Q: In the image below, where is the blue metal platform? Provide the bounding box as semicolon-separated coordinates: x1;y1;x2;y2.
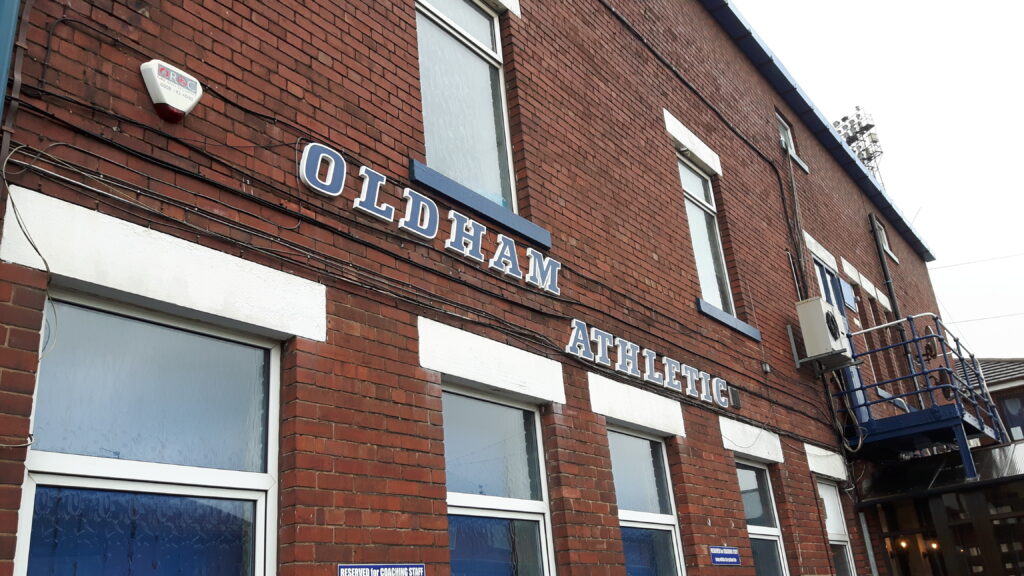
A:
834;313;1007;480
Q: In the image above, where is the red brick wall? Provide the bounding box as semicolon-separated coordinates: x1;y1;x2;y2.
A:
0;264;48;576
0;0;944;574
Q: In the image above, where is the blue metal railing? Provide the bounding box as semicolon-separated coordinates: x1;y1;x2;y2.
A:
838;313;1007;444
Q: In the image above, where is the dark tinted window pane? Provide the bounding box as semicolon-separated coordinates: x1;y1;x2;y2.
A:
443;393;540;500
608;432;671;514
738;464;776;527
28;486;255;575
34;302;269;472
750;538;785;576
999;392;1024;441
621;527;678;576
449;515;542;576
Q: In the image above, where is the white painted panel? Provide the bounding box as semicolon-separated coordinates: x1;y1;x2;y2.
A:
840;258;860;285
861;277;878;301
588;372;685;437
805;444;848;480
802;231;837;270
719;416;783;463
0;187;327;341
482;0;520;16
876;292;892;312
418;317;565;404
663;109;722;176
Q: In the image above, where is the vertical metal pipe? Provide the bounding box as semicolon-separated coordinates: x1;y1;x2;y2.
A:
0;2;21;128
869;214;924;404
858;511;880;576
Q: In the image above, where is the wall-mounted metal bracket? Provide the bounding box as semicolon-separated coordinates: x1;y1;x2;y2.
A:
787;324;859;376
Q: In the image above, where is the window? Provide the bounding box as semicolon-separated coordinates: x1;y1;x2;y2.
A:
996;390;1024;441
777;114;808;172
442;391;552;575
839;278;858;313
678;156;733;314
608;430;683;576
17;296;278;575
874;221;899;263
817;482;856;576
416;0;515;208
737;462;789;576
777;115;796;155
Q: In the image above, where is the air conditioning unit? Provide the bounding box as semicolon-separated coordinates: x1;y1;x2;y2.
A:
796;297;852;364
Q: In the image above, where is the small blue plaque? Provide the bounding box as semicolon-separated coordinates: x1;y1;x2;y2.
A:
338;565;426;576
710;546;740;565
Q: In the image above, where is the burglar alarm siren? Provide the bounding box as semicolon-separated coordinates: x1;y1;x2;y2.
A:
140;59;203;123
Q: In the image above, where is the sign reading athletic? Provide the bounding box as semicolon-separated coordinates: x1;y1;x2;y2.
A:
299;143;562;295
566;319;733;409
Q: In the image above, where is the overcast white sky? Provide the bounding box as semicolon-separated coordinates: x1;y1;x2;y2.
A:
729;0;1024;359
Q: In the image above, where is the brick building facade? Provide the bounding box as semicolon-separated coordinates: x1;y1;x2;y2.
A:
0;0;978;575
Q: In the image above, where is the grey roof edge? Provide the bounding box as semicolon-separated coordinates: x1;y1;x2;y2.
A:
698;0;935;262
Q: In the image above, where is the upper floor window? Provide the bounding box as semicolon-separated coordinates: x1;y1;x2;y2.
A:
679;156;734;314
995;389;1024;441
442;390;552;574
777;115;796;155
416;0;515;209
608;430;683;576
874;220;899;263
777;114;808;172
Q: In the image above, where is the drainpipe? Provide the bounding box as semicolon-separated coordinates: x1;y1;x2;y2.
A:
0;1;20;128
869;214;925;405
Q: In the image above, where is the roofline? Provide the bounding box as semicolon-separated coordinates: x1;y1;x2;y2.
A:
698;0;935;262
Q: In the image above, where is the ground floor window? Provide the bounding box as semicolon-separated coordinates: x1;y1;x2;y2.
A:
607;429;683;576
818;481;856;576
737;462;789;576
15;295;279;575
442;390;553;576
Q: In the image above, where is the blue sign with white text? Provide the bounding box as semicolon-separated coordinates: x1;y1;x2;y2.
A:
710;546;740;565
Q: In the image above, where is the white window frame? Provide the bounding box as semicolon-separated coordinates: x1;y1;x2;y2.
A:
415;0;518;211
678;154;735;315
817;481;857;576
14;291;280;576
608;427;686;576
875;221;899;263
443;386;556;576
777;114;809;172
737;460;790;576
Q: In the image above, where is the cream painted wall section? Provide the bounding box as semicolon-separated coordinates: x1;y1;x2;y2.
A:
588;373;685;437
719;416;784;463
804;444;848;481
0;186;327;341
418;317;565;404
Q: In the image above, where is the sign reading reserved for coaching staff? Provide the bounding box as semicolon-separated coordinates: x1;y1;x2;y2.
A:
338;565;426;576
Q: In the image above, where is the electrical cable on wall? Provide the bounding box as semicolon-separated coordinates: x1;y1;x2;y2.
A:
0;5;850;447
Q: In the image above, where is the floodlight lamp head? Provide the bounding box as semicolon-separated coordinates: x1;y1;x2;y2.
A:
140;60;203;123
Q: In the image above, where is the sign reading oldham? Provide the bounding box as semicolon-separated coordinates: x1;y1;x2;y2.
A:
338;565;426;576
710;546;740;565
